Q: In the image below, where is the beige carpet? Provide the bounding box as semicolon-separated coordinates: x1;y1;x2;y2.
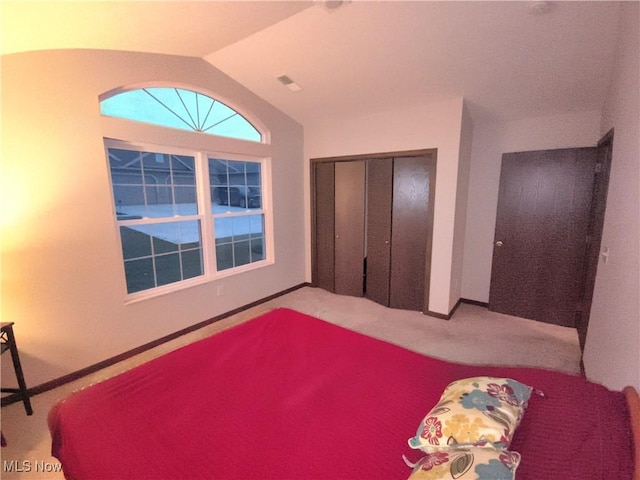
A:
270;287;581;373
0;286;580;479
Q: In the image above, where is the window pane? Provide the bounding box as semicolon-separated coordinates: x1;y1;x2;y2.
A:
141;151;170;171
213;215;265;244
182;249;203;279
214;217;234;245
231;215;251;237
145;186;173;217
155;253;181;286
248;214;264;236
153;232;179;255
213;186;259;209
109;148;144;217
148;88;197;130
134;221;201;250
249;215;265;263
247;163;261;187
124;258;155;294
233;240;251;268
227;160;247;187
251;237;265;262
208;114;261;142
109;148;142;185
101;88;262;142
209;158;228;179
212;213;265;270
114;186;145;219
120;220;204;292
102;90;185;130
120;226;152;259
212;186;228;209
171;155;195;185
209;158;262;211
174;187;197;214
249;187;261;208
215;243;234;271
108;147;198;219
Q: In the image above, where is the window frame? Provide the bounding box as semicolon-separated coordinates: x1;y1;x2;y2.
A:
104;137;274;302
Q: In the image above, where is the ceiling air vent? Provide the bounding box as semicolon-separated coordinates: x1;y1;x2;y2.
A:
276;75;302;92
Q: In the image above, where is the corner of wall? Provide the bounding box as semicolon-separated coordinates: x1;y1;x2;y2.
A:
448;103;474;309
583;1;640;391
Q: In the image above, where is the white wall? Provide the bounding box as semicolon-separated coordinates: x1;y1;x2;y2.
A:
449;103;473;308
461;110;602;303
304;98;465;315
1;49;305;386
583;2;640;391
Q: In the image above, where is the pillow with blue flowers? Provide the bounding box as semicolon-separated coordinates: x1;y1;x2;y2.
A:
408;377;532;453
407;447;521;480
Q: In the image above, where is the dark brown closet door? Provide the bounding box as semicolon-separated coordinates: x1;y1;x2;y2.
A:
389;156;430;311
313;162;335;292
365;158;393;305
334;161;366;297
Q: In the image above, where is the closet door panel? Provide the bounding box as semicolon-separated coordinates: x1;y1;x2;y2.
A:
334;161;366;297
365;158;393;306
313;162;335;292
390;156;429;311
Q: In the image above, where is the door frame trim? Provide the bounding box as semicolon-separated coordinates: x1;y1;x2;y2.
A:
576;128;614;351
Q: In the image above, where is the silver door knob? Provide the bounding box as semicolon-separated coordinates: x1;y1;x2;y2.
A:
495;240;504;247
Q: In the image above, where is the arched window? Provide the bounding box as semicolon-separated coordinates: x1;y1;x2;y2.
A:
101;86;272;298
101;87;262;142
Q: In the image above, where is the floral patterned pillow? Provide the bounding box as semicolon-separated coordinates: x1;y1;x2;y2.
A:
407;447;521;480
408;377;532;453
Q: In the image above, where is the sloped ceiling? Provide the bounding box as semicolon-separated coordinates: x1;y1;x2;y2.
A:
1;1;622;124
0;1;313;57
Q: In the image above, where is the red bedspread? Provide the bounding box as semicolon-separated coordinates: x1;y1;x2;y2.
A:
49;308;634;480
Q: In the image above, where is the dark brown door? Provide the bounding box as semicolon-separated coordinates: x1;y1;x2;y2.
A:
489;148;597;327
313;162;335;293
334;161;366;297
365;158;393;306
389;156;431;311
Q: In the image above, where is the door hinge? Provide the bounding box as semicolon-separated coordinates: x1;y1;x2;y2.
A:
595;163;602;173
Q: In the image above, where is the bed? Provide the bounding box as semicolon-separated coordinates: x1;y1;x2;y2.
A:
48;308;638;479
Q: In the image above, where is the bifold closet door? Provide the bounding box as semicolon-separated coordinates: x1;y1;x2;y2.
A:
365;158;393;306
313;162;335;293
334;161;366;297
313;153;432;309
389;156;430;311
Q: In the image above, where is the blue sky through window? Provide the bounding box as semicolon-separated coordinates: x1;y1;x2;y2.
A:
101;88;261;142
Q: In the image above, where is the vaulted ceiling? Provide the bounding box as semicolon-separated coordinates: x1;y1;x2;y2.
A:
1;1;622;124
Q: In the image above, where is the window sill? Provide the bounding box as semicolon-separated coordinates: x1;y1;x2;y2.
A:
123;259;275;305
